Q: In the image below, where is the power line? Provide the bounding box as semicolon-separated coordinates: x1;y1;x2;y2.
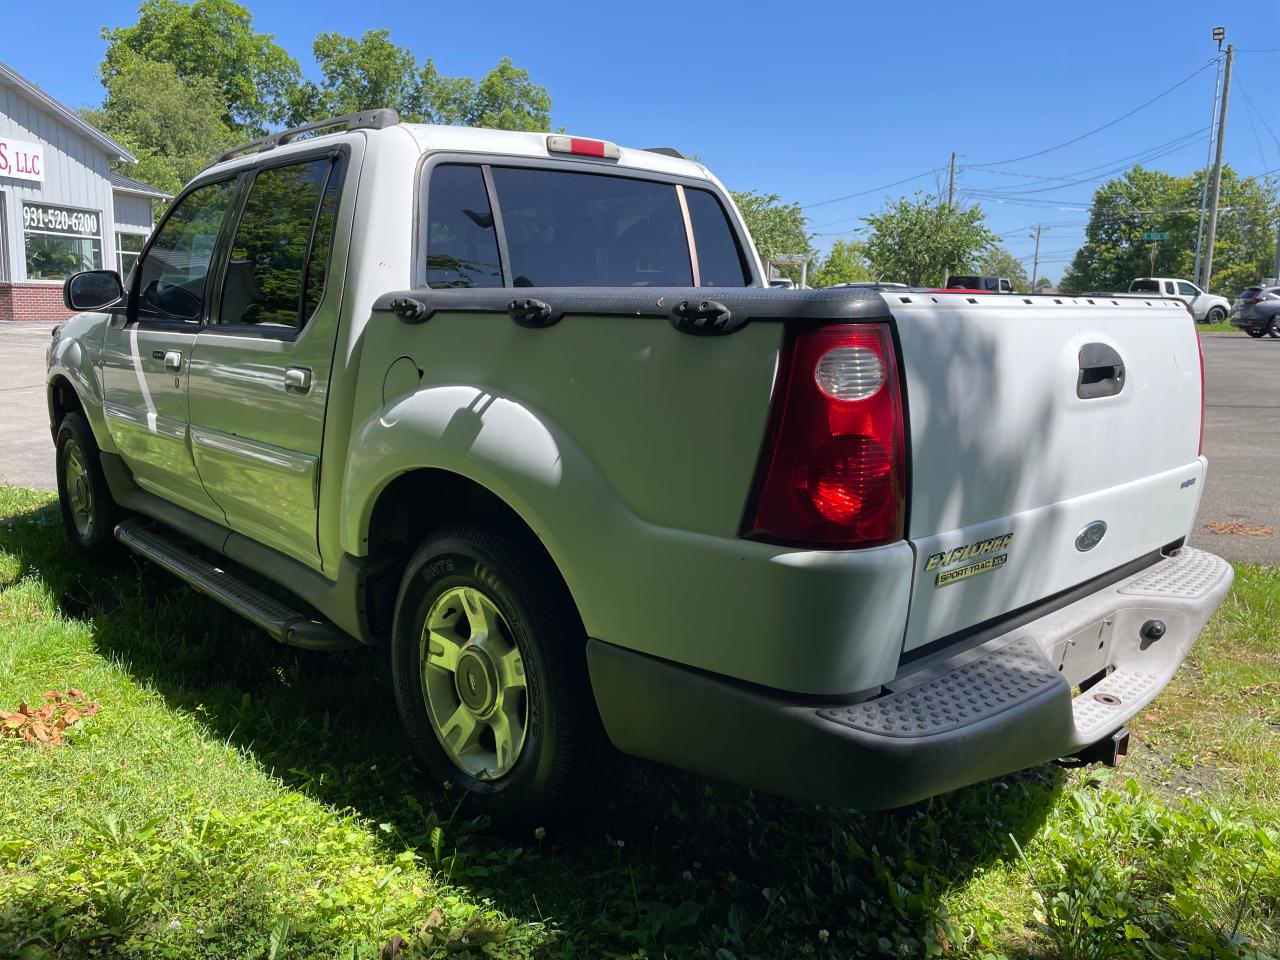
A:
973;127;1208;185
800;168;941;210
1235;74;1280;166
967;59;1218;169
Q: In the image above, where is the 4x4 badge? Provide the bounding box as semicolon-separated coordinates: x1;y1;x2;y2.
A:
1075;521;1107;552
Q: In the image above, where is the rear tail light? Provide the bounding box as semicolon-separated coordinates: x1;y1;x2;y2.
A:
1197;318;1206;456
743;323;906;548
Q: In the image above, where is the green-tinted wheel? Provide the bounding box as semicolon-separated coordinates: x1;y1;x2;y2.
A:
390;521;623;830
55;412;120;556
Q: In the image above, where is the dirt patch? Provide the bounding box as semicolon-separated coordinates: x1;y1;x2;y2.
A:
1204;521;1276;537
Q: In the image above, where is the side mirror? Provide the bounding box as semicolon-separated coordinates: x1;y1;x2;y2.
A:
64;270;124;312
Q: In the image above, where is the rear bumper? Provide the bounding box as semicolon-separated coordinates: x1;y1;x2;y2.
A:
588;547;1233;809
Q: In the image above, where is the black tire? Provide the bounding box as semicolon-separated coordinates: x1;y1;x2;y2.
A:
54;412;121;556
1268;318;1280;339
1247;327;1268;339
1206;307;1226;325
390;521;622;831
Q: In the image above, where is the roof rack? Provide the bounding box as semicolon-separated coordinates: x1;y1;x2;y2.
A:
213;108;401;166
643;146;687;159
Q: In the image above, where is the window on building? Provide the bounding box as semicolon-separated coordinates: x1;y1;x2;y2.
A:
424;164;503;289
116;232;147;282
23;203;103;280
220;157;341;328
135;178;236;322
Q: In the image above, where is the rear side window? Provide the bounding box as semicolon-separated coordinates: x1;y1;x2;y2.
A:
1163;281;1176;295
425;165;503;289
490;167;691;287
221;157;339;328
685;188;748;287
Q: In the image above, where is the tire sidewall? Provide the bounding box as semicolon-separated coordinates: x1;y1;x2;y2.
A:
1207;307;1225;325
55;413;113;552
391;533;563;816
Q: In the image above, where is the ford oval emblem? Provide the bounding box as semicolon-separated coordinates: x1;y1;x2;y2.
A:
1075;521;1108;552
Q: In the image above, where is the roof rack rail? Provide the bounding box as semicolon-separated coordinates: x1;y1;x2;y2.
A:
213;108;400;166
643;146;687;159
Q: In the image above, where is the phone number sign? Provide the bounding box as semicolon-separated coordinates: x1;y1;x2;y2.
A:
23;203;100;238
0;137;44;182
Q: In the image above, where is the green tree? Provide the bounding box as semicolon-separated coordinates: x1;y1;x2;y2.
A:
812;239;873;287
979;246;1030;291
292;31;551;132
862;193;997;287
730;191;812;282
83;54;236;195
1034;276;1053;292
292;30;419;121
1060;165;1278;296
101;0;301;132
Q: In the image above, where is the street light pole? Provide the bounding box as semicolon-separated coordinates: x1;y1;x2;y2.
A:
1193;44;1225;284
942;151;957;288
1029;225;1042;293
1201;42;1234;291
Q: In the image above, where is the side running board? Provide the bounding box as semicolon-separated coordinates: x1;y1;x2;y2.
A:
114;518;358;651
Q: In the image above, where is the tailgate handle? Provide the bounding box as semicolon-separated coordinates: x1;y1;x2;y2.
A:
1077;343;1125;399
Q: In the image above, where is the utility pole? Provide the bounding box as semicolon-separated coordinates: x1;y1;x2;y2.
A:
1193;44;1225;283
1029;225;1043;293
1201;42;1234;291
942;151;957;287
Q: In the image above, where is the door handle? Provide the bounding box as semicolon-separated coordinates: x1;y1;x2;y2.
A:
163;350;183;372
284;367;312;393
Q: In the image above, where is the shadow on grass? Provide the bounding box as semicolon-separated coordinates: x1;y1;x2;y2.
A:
2;499;1063;958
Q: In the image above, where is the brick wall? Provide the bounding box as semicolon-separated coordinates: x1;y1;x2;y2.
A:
0;282;74;322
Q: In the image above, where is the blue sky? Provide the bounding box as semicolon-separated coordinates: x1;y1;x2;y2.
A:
4;0;1280;281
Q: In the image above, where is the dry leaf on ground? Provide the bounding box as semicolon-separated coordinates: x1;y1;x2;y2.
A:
1203;521;1276;538
0;689;100;749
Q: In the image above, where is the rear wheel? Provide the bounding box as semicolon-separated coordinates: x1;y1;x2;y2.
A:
1247;327;1268;339
1206;306;1226;325
55;412;120;556
390;521;622;830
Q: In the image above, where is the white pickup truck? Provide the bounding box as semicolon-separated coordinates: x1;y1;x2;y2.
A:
47;110;1231;826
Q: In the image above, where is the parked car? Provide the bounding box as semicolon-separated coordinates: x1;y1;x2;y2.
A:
47;110;1231;826
1230;284;1280;338
946;275;1015;293
1128;277;1230;324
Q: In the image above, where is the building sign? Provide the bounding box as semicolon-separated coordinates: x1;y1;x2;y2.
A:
23;203;100;237
0;137;45;182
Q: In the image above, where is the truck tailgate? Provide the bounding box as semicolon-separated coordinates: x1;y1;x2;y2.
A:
888;293;1204;653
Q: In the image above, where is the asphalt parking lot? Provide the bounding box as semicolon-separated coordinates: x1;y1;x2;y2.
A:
0;323;1275;564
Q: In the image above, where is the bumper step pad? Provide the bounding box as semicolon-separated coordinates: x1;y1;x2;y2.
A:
115;518;352;649
1119;546;1227;600
818;637;1061;737
1072;669;1161;740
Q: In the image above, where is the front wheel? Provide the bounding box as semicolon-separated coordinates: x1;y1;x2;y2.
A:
55;412;120;556
390;521;622;830
1205;307;1226;325
1268;318;1280;339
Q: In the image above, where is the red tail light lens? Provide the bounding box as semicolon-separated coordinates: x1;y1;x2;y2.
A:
1197;319;1205;456
744;324;906;547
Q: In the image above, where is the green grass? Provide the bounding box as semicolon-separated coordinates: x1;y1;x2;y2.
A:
1;485;1278;959
1200;321;1246;335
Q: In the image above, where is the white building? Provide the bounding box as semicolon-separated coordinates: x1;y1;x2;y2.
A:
0;61;169;321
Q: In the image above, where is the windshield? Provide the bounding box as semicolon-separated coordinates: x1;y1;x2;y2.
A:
1239;287;1262;300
